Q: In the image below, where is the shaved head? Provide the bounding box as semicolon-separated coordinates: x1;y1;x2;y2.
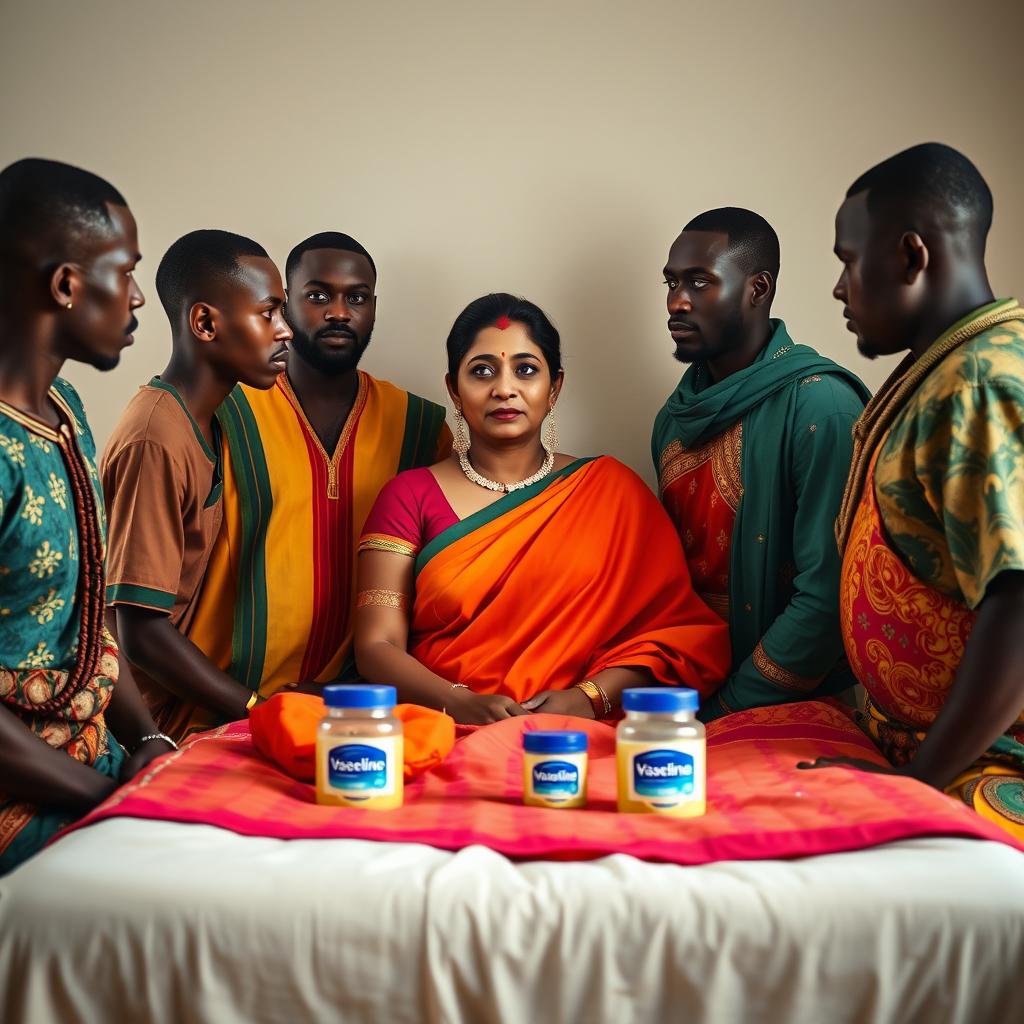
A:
156;229;270;325
834;143;996;360
682;207;780;282
0;158;128;277
846;142;993;253
286;231;376;287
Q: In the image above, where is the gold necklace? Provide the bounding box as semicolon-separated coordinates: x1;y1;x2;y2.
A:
458;450;555;493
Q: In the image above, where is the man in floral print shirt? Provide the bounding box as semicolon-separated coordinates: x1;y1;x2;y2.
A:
0;158;170;873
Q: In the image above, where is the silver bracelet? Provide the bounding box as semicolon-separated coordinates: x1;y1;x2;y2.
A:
133;732;178;754
451;683;470;690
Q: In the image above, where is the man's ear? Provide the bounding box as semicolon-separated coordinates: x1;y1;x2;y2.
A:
899;232;929;285
750;271;774;308
189;302;218;342
49;263;81;309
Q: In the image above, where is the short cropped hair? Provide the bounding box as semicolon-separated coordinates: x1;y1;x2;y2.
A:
683;207;781;281
846;142;993;246
285;231;376;284
446;293;562;381
0;157;127;263
156;229;269;322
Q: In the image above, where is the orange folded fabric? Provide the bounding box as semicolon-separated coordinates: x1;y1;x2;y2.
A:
249;693;456;782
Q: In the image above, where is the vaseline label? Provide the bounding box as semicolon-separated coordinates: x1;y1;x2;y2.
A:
326;739;397;799
523;750;587;808
532;759;580;801
633;749;694;804
619;739;705;812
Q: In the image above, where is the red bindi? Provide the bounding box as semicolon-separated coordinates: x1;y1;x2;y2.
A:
494;315;512;330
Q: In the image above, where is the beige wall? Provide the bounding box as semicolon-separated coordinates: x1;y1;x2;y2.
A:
2;0;1022;484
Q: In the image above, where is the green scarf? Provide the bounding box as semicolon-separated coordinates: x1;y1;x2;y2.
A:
661;320;865;447
653;320;872;686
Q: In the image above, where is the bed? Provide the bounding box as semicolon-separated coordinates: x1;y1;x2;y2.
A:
1;819;1022;1023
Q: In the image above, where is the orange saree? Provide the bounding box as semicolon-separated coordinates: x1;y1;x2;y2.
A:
407;457;730;703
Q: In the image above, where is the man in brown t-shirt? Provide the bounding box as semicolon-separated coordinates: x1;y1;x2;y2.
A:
102;230;291;740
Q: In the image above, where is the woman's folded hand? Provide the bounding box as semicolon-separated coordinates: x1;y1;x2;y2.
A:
448;690;528;725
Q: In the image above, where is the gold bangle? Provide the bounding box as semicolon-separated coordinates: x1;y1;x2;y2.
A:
356;588;408;610
245;692;260;713
576;679;612;718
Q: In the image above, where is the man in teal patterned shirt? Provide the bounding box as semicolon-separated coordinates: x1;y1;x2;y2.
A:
0;158;170;872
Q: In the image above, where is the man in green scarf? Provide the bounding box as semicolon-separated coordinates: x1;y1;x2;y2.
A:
652;207;870;721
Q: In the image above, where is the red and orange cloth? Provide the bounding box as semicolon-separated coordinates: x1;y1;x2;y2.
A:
57;701;1021;865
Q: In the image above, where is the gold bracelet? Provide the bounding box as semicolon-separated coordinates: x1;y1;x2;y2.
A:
576;679;612;718
356;588;408;610
245;692;260;713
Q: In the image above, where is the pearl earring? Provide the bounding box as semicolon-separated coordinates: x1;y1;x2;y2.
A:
541;405;559;454
452;408;470;456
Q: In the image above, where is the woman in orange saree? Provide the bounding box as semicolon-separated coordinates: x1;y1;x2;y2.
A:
355;294;730;724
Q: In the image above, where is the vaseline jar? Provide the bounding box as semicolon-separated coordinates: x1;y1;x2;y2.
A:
616;688;705;816
316;684;404;809
522;730;588;809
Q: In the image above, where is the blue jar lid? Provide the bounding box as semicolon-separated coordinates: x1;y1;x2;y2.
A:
522;730;588;754
323;684;397;709
621;687;699;714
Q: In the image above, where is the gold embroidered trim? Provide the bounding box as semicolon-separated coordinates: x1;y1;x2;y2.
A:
0;386;79;443
752;641;822;693
0;803;34;855
659;420;743;511
358;533;417;557
835;303;1024;554
356;589;408;610
277;370;368;501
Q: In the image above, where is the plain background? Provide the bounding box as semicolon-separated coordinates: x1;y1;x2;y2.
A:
2;0;1022;484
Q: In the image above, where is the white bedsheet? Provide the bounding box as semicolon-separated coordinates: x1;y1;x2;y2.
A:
1;819;1022;1024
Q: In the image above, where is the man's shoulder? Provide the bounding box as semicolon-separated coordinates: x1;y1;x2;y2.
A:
365;373;446;416
922;315;1024;400
51;377;95;439
103;388;215;490
51;375;85;413
236;374;447;419
790;367;868;421
106;385;191;455
233;379;283;412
